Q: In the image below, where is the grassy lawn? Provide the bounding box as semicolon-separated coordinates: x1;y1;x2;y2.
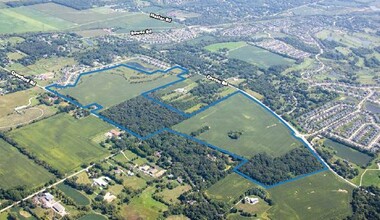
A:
227;45;294;69
60;66;179;109
0;88;39;118
205;41;247;52
205;173;256;204
10;114;112;174
227;198;271;219
361;170;380;187
121;186;168;220
0;139;54;190
268;171;353;220
324;139;373;166
78;213;107;220
174;93;303;158
123;176;147;191
57;183;90;206
155;184;191;204
76;172;92;184
0;104;57;130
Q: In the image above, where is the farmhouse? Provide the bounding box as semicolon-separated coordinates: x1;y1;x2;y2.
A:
52;203;66;215
244;196;259;205
93;176;112;188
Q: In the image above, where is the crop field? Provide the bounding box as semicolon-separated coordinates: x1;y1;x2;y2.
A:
152;75;236;113
57;183;90;206
78;13;181;33
60;66;179;109
204;41;248;52
155;184;192;204
205;173;256;204
324;139;373;166
121;186;168;220
174;93;303;158
227;45;295;69
9;114;112;174
268;171;353;220
0;139;54;190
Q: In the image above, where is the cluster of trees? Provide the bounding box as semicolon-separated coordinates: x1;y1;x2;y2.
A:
190;125;210;137
348;186;380;219
0;186;30;202
6;0;49;7
0;71;32;94
239;147;324;185
144;132;234;189
100;96;186;136
52;0;102;10
227;130;243;140
277;37;320;54
16;36;68;66
364;56;380;68
0;134;63;178
64;178;95;195
317;146;360;179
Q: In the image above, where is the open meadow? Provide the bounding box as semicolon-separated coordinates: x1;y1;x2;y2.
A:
204;41;248;52
121;186;168;220
60;66;179;109
173;93;303;158
152;75;236;113
227;45;295;69
0;139;54;190
9;114;112;174
205;173;256;204
267;171;353;220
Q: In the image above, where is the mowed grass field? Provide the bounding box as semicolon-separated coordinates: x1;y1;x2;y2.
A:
60;66;179;109
361;170;380;187
121;186;168;220
205;173;256;204
204;41;247;52
174;93;303;158
0;139;54;190
0;88;39;118
227;45;295;69
324;139;373;166
268;171;353;220
9;114;112;174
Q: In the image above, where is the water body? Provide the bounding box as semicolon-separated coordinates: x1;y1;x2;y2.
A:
324;139;372;166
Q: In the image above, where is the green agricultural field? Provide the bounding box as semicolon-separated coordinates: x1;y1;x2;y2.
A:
227;198;271;219
57;183;90;206
78;213;107;220
152;75;236;113
174;93;303;158
205;41;247;52
205;173;256;204
121;186;168;220
324;139;373;166
60;66;179;109
268;171;353;220
361;170;380;187
0;139;54;190
227;45;294;69
10;114;112;174
155;184;192;204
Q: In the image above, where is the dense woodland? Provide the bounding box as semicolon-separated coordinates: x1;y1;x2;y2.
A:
0;71;32;94
239;147;324;185
348;186;380;220
100;96;186;136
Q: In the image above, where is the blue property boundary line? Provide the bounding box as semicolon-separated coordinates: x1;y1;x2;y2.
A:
45;63;328;189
